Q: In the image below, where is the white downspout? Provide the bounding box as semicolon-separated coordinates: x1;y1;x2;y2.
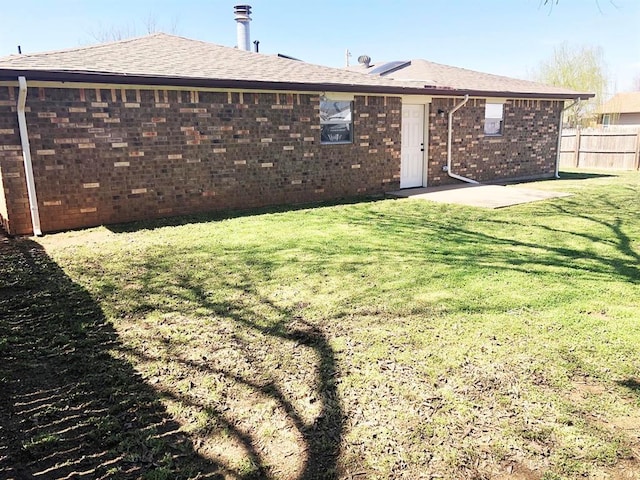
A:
17;76;42;236
555;97;581;179
447;94;478;184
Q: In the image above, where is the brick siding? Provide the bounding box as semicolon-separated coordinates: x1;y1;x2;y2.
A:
0;88;31;234
0;86;565;236
0;85;402;235
427;98;563;186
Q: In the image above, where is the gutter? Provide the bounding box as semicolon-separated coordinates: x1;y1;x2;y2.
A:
555;98;580;179
0;69;591;100
17;76;42;236
447;94;478;184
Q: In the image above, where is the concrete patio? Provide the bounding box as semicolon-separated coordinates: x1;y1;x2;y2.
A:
386;183;571;209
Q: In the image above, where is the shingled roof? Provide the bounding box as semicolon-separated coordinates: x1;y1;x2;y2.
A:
0;33;589;99
348;59;592;99
599;92;640;114
0;33;430;95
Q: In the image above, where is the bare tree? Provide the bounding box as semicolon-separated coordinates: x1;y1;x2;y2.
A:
87;14;179;43
533;43;609;127
88;22;138;43
541;0;619;13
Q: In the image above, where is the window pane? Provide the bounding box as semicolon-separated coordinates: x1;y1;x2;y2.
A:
320;101;352;124
484;119;502;135
321;123;352;143
485;103;503;119
485;103;504;135
320;100;352;144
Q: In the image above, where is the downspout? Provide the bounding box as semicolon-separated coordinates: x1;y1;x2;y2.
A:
447;94;478;184
555;97;581;179
17;76;42;236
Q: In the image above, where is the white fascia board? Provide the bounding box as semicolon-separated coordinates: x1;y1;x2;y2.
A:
401;95;432;104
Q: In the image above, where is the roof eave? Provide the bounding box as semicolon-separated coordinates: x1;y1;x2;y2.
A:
599;109;635;114
0;69;431;94
468;89;593;100
0;69;592;100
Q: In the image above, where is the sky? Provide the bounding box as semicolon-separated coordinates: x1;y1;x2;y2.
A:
0;0;638;95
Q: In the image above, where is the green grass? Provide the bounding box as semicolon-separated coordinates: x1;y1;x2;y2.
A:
8;169;640;479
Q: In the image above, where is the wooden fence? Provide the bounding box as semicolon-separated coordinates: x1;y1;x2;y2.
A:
559;127;640;170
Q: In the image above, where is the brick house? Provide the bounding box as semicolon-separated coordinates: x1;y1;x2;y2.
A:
0;33;589;235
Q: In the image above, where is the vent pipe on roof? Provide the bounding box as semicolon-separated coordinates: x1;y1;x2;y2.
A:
357;55;371;68
234;5;252;51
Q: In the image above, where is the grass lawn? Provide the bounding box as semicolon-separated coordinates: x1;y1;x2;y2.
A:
2;169;640;479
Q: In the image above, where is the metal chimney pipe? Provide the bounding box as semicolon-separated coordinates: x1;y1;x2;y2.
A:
234;5;252;51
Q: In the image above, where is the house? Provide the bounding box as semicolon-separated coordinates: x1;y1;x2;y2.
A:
598;92;640;128
0;28;589;235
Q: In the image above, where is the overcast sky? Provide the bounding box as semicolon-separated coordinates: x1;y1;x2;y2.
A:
0;0;638;94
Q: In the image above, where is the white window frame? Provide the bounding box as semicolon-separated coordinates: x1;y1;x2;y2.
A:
484;102;504;136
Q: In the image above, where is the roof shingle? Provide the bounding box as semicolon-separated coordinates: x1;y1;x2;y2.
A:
348;59;592;98
0;33;427;93
0;33;590;99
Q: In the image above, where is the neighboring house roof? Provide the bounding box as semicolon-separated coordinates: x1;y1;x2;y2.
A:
348;59;592;99
599;92;640;114
0;33;588;99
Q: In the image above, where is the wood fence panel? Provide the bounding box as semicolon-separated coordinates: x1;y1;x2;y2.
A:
560;128;640;171
560;133;577;152
580;132;636;153
559;152;576;168
578;152;637;170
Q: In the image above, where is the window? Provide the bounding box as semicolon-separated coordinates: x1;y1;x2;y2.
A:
484;103;504;136
602;114;611;128
320;100;353;144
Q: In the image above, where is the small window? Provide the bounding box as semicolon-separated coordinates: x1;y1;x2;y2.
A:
484;103;504;136
320;100;353;144
602;114;611;128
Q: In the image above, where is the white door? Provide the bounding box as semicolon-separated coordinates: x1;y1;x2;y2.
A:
400;104;425;188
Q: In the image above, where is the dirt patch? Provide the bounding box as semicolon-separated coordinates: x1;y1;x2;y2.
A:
572;380;607;396
565;376;640;477
37;227;118;249
493;463;542;480
568;377;608;404
609;416;640;432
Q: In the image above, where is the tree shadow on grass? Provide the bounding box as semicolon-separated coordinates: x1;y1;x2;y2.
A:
617;378;640;394
498;194;640;284
114;255;345;479
0;237;222;479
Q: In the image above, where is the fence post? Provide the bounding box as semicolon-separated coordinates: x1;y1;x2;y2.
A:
635;130;640;171
574;129;581;168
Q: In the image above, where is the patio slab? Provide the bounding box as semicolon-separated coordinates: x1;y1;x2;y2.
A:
386;184;571;209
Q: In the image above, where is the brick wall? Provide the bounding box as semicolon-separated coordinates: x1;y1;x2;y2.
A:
0;85;401;235
427;98;563;186
0;87;32;235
